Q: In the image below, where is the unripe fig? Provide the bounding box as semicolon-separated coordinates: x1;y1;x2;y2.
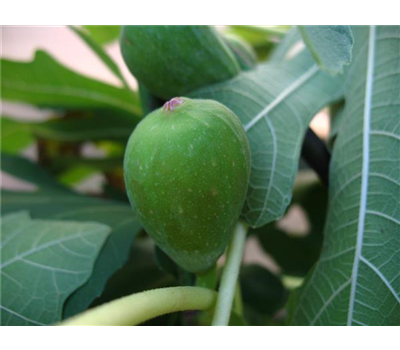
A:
124;98;251;272
120;26;240;100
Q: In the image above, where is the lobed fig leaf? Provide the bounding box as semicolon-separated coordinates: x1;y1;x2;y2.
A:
124;98;251;272
120;26;240;99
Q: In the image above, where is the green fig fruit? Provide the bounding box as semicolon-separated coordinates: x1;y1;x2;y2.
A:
120;26;240;100
124;97;251;272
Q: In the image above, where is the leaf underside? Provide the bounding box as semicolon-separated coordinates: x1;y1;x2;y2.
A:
1;155;142;319
299;25;354;75
290;26;400;326
0;212;110;326
192;47;344;228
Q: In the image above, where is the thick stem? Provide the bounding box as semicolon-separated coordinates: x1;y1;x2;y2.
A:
233;282;244;316
212;221;248;326
61;286;216;326
196;264;217;290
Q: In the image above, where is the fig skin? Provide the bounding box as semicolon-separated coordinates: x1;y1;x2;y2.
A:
124;98;251;272
120;26;240;100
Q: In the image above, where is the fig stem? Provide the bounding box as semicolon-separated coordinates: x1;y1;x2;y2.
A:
233;281;244;316
212;220;248;326
196;264;217;290
60;286;216;326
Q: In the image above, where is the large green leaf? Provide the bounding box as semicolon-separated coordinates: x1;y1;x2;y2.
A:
69;26;128;88
82;25;121;46
1;152;67;192
1;50;141;119
1;155;142;317
290;26;400;326
57;166;98;186
192;49;344;228
62;203;141;318
0;117;34;154
31;112;136;142
299;26;354;75
0;211;110;325
2;111;137;144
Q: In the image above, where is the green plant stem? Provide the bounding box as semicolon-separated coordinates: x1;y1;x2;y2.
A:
233;282;244;316
196;264;217;290
212;220;248;326
60;286;216;326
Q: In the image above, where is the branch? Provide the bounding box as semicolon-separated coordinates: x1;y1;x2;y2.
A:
212;221;248;326
61;286;216;326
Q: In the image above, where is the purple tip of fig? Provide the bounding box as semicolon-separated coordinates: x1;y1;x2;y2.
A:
163;97;184;112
